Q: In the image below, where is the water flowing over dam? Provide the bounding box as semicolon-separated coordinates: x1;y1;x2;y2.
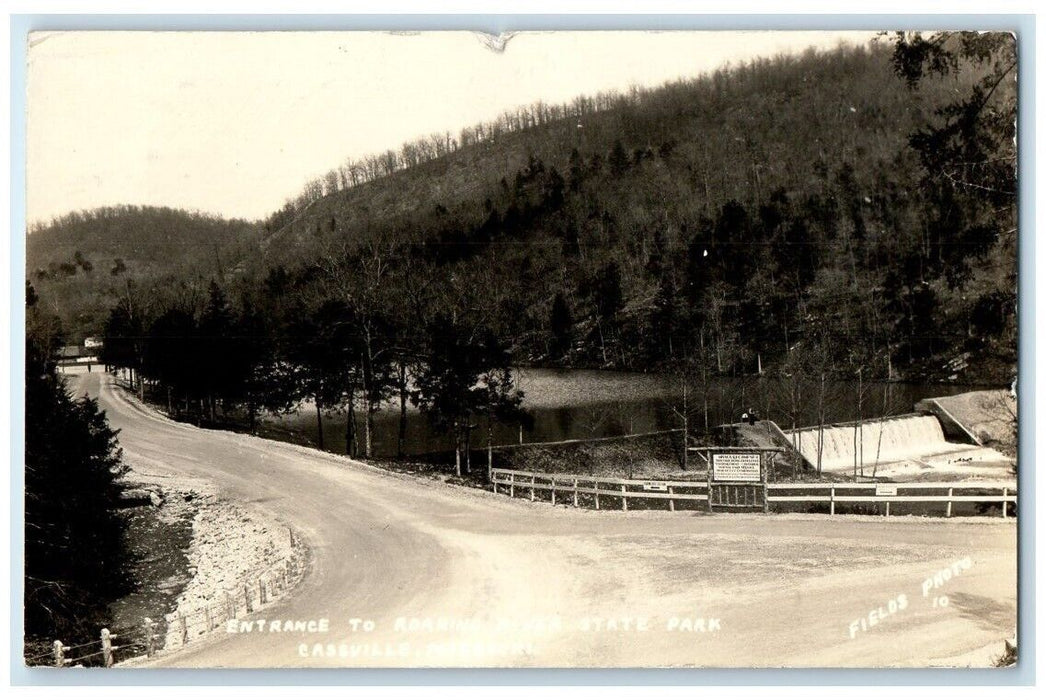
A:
784;414;974;472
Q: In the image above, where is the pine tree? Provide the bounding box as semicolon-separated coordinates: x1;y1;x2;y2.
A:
25;297;131;650
549;292;574;361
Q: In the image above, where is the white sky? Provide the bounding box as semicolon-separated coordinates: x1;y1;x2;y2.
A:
26;30;877;224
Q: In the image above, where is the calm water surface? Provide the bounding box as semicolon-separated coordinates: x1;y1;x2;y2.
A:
262;368;994;458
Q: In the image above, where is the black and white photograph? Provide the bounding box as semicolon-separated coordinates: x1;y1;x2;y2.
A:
20;27;1019;670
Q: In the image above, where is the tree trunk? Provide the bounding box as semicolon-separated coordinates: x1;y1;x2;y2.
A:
361;347;375;459
454;428;462;477
316;401;325;451
397;361;408;458
854;369;863;478
817;371;825;476
346;385;358;457
681;380;689;471
487;419;494;481
597;320;607;365
365;409;374;459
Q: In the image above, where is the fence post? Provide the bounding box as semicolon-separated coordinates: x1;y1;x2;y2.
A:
101;628;114;668
179;615;188;646
668;485;675;512
226;591;237;620
244;582;254;613
595;480;600;510
143;617;156;657
53;640;66;667
885;501;890;517
573;478;579;508
830;487;835;516
509;472;515;499
1002;488;1008;519
530;476;535;502
259;577;268;604
706;450;714;513
551;478;556;506
947;488;953;518
621;483;628;512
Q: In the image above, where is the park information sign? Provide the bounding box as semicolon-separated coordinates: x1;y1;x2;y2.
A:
712;453;762;482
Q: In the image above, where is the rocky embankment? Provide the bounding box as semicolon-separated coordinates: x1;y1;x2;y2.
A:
932;389;1018;458
159;489;307;651
114;471;308;656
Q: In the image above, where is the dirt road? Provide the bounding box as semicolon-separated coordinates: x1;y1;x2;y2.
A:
68;371;1017;668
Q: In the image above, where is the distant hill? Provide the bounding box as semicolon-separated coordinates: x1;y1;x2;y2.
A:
245;41;1014;382
26;206;261;339
255;43;962;267
25;39;1017;383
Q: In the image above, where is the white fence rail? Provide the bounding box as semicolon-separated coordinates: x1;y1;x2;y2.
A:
491;468;1016;518
25;533;307;668
491;468;706;511
766;481;1016;517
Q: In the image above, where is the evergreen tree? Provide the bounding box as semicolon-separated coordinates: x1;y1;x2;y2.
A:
609;139;630;176
413;315;529;477
25;296;131;650
548;292;574;361
198;281;238;421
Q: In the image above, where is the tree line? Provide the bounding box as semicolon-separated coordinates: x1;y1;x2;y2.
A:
101;251;530;475
97;33;1016;472
25;285;131;652
266;84;659;233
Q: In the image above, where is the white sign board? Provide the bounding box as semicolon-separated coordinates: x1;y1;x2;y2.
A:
711;453;762;482
642;481;668;492
875;484;898;496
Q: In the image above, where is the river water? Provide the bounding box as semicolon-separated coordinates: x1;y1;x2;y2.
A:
260;368;995;458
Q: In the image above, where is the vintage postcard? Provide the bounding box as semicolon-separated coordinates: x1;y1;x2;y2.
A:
22;29;1018;670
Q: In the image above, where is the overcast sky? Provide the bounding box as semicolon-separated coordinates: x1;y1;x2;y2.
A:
26;30;877;225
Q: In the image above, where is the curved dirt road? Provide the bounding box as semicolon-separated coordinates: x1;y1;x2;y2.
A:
68;371;1017;668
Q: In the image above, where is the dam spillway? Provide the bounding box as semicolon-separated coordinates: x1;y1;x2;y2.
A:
784;413;973;472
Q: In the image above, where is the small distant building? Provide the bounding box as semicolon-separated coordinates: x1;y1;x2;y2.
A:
57;344;99;368
83;336;104;349
58;346;82;362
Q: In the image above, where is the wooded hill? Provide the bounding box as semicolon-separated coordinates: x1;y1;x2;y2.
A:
27;206;257;337
27;37;1017;387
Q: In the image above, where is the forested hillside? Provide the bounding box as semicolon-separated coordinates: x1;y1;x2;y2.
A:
250;38;1016;383
26;206;258;338
30;34;1017;458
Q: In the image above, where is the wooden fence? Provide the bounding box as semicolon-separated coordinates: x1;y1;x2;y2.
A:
24;534;306;668
490;468;1017;518
766;481;1017;518
491;468;707;511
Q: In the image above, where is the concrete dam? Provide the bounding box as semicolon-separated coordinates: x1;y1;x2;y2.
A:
782;411;1010;474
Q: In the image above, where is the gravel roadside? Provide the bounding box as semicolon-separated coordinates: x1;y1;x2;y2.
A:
112;467;308;654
